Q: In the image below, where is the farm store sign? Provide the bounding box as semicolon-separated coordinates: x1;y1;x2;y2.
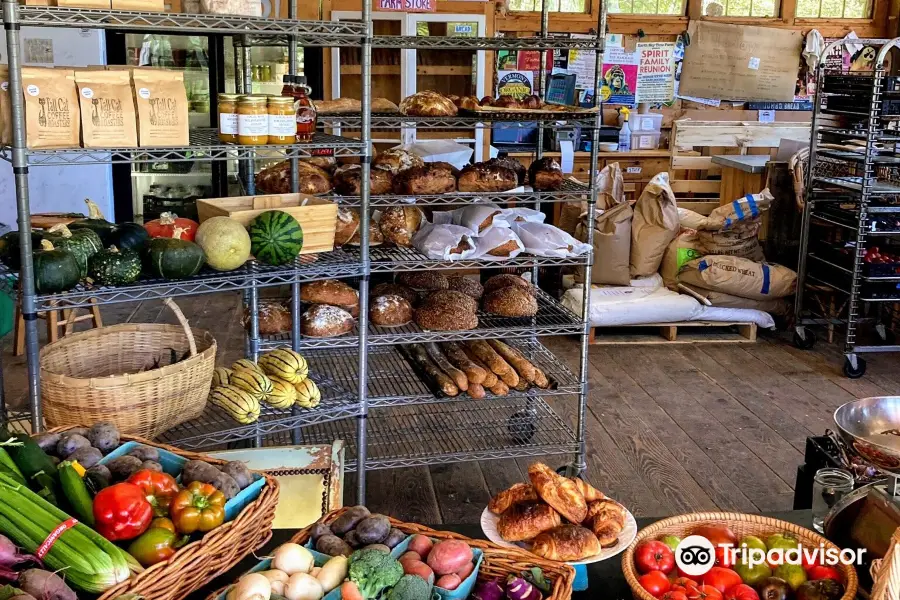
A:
375;0;436;11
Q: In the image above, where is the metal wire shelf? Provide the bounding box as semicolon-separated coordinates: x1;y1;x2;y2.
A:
813;176;900;196
335;178;591;208
16;7;367;43
263;396;579;470
2;130;365;166
360;246;590;272
26;250;362;310
261;288;583;350
318;112;601;130
817;149;900;165
371;35;599;51
816;126;900;141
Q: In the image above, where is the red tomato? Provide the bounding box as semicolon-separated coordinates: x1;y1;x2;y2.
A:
693;525;738;547
635;541;676;574
701;567;743;594
715;546;736;568
801;552;822;570
662;591;689;600
640;571;672;598
724;584;760;600
671;578;699;593
676;567;701;582
686;584;724;600
807;565;842;582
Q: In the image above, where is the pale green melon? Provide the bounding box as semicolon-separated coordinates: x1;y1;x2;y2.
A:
195;216;251;271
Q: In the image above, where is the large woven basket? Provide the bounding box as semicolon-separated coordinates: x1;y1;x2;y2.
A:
871;527;899;600
40;298;215;439
210;507;576;600
49;426;279;600
622;512;858;600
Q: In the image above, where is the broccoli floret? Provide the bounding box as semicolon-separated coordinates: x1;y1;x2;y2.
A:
388;574;433;600
348;548;404;599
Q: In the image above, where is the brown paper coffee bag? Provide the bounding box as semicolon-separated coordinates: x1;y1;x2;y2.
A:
0;66;11;146
75;70;137;148
132;69;188;147
21;67;80;149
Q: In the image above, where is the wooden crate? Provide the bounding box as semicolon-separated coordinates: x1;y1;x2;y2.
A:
196;193;337;255
588;321;758;345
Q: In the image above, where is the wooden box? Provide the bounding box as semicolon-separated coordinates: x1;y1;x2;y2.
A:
196;193;337;255
111;0;165;10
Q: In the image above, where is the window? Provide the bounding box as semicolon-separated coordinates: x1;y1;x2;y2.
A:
701;0;778;16
506;0;587;12
795;0;871;17
607;0;684;14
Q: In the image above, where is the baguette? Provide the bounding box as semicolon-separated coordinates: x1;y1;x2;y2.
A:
424;342;468;391
499;367;521;388
487;339;537;383
533;366;550;389
462;348;499;387
511;376;530;392
489;380;509;396
441;342;487;384
405;343;459;396
468;383;486;399
465;340;512;375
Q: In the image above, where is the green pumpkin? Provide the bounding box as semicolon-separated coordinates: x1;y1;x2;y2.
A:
0;230;43;270
67;199;117;244
108;222;149;252
33;240;80;294
143;237;205;280
44;224;103;278
89;245;141;286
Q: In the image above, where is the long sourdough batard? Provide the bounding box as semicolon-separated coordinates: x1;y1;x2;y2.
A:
248;210;304;266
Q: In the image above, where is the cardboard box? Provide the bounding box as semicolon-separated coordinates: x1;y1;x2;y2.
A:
112;0;165;10
196;193;338;255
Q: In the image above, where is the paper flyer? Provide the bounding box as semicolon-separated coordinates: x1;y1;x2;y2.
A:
635;42;676;104
601;35;638;106
567;48;597;89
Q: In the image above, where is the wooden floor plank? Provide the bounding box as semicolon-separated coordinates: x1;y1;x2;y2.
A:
429;463;492;524
357;467;442;524
479;459;527;498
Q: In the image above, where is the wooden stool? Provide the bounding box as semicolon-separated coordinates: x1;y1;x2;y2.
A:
13;298;102;356
806;284;847;344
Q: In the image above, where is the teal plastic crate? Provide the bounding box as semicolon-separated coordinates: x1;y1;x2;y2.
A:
99;441;266;522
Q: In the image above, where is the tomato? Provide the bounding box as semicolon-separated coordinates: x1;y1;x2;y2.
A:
662;591;689;600
807;565;842;582
694;525;738;547
636;541;676;574
677;567;701;582
671;578;699;593
640;571;672;598
724;584;760;600
701;567;743;594
715;545;737;568
686;584;724;600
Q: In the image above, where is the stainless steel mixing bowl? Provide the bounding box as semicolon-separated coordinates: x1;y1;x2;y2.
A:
834;397;900;476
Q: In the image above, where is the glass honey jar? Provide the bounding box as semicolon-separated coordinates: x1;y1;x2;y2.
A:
267;96;295;145
217;93;240;144
237;95;268;145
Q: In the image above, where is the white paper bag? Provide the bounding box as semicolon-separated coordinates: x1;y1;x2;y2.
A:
504;207;546;224
412;223;477;261
512;221;591;258
473;228;525;260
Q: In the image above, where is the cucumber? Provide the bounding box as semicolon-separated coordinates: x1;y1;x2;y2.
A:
58;461;94;526
0;429;60;505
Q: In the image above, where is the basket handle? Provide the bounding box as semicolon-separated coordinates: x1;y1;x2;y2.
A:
163;298;198;357
871;527;900;600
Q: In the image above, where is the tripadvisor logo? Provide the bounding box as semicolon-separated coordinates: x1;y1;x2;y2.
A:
675;537;866;577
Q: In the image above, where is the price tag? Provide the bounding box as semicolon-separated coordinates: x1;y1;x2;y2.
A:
627;166;642;174
758;110;775;123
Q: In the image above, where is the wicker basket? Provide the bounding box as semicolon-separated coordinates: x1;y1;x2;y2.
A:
48;426;279;600
622;512;859;600
210;507;576;600
871;527;899;600
40;298;216;439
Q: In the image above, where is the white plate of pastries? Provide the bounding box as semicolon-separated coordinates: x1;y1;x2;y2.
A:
481;462;637;565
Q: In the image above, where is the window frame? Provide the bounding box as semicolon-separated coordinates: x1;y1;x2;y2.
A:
506;0;590;13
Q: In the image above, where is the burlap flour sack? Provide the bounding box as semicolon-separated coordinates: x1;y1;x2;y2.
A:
660;230;705;289
132;69;189;147
21;67;80;149
678;207;725;231
678;255;797;300
575;163;632;285
631;172;679;277
75;70;137;148
711;189;774;230
697;222;764;262
687;286;792;316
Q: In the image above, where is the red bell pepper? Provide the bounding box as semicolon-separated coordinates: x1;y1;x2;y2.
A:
92;482;153;541
127;469;179;517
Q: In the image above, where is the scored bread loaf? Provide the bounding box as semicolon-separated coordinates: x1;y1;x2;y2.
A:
370;282;418;305
369;294;413;327
528;157;564;191
487;339;537;383
485;157;526;185
483;285;538;317
302;156;336;173
300;279;359;307
301;304;354;337
255;160;333;195
242;301;291;335
483;273;533;295
393;163;457;195
333;164;393;195
399;91;458;116
373;148;424;175
371;97;399;113
440;341;488;384
348;219;384;247
334;209;361;247
464;340;513;377
313;97;361;114
457;162;519;193
379;206;425;247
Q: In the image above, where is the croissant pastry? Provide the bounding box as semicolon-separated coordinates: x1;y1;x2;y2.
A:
571;477;606;502
530;524;601;561
585;499;627;547
488;482;539;514
528;462;587;524
497;500;561;542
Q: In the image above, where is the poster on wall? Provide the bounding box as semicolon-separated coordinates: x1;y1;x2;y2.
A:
601;35;638;106
497;70;534;100
567;48;597;89
517;51;541;72
635;42;675;104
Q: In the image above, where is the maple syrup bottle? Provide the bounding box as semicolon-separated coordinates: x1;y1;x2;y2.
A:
294;76;317;143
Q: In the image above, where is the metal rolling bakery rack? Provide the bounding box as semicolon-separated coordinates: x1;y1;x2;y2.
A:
0;4;370;453
794;37;900;378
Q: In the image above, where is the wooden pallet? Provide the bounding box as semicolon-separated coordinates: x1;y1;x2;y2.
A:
588;321;758;345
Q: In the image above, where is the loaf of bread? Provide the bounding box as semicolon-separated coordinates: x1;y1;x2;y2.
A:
425;289;478;314
371;97;400;113
393;163;457;195
441;341;488;384
348;219;384;247
446;275;483;300
313;97;361;114
456;95;480;111
379;206;425;247
301;279;359;307
334;209;361;247
255;160;333;195
373;149;424;175
370;294;413;327
415;291;478;331
521;94;542;109
242;301;291;335
371;282;418;305
302;156;336;173
485;157;526;185
396;271;448;291
493;95;520;108
483;285;538;317
399;91;458;116
497;501;562;542
464;341;513;378
300;304;354;337
483;273;533;295
528;157;564;191
457;162;519;193
480;96;495;106
487;339;537;383
333;164;393;196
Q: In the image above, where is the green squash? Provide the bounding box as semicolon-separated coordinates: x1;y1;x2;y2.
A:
67;199;117;244
143;237;205;280
0;230;43;270
44;224;102;278
108;222;149;252
89;245;141;286
33;240;80;294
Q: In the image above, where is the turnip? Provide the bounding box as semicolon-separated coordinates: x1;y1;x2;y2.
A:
271;544;314;576
283;573;323;600
231;573;271;600
17;569;76;600
0;536;38;570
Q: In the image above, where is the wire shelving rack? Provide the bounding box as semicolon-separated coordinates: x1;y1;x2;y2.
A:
794;37;900;378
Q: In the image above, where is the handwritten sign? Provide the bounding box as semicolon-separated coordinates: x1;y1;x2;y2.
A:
635;42;675;104
374;0;435;12
678;22;801;102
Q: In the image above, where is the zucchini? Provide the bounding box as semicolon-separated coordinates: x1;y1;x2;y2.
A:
58;461;94;525
0;429;60;505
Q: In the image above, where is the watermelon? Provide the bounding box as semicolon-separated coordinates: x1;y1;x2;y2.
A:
248;210;303;266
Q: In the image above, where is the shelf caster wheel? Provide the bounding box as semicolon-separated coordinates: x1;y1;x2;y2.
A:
793;328;817;350
842;356;867;379
508;411;536;445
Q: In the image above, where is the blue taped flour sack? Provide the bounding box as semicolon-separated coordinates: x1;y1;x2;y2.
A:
677;255;797;300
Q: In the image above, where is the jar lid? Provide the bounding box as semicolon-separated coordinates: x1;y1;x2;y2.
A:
268;96;294;104
218;93;240;101
238;95;267;103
